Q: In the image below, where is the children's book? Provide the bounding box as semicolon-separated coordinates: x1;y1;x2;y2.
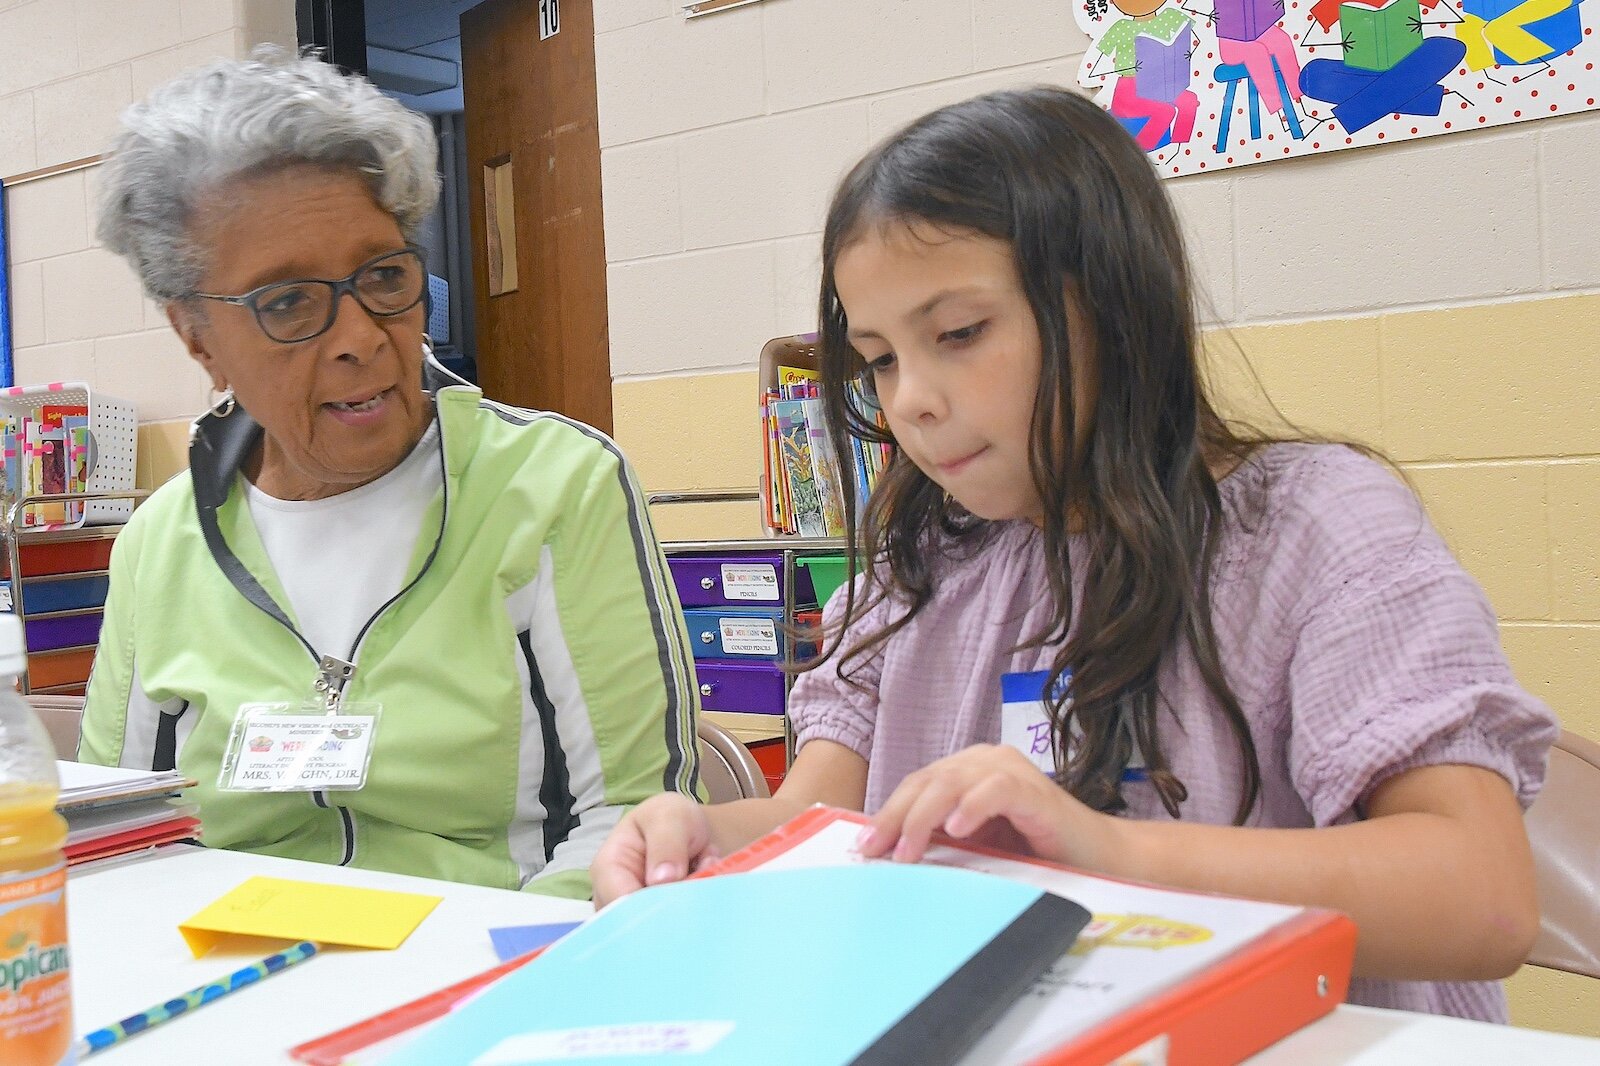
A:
761;388;786;531
40;405;88;520
1134;22;1195;104
1339;0;1424;71
376;863;1091;1066
770;398;828;538
67;424;91;524
23;417;54;525
700;807;1357;1066
2;415;20;504
799;396;846;536
1214;0;1288;41
776;364;820;397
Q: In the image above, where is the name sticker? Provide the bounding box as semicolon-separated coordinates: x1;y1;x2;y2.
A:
1000;670;1066;774
719;563;780;602
718;617;779;657
1000;671;1147;782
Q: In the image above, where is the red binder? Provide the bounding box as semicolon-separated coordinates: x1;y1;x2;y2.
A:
702;806;1356;1066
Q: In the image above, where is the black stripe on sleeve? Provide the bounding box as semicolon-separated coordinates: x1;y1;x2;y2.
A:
519;630;579;860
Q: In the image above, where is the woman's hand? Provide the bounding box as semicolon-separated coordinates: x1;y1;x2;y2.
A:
591;793;719;908
855;744;1124;869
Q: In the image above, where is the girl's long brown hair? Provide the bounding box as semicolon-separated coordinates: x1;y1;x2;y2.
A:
814;87;1266;823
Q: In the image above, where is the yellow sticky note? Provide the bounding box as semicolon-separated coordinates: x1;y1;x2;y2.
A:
178;876;443;957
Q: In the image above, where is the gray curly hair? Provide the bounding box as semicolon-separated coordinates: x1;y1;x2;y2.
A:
97;48;440;301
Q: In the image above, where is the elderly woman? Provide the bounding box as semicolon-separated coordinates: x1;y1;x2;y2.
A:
78;51;701;899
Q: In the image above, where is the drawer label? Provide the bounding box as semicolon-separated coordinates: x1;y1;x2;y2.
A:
719;564;780;602
718;618;779;657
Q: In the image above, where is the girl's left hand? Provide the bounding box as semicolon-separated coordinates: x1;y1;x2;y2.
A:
855;744;1125;869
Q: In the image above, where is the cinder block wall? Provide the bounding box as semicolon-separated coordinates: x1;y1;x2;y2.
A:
0;0;297;469
593;0;1599;1036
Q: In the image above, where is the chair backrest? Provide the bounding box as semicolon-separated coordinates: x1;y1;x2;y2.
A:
1525;729;1600;978
696;718;770;803
25;694;86;761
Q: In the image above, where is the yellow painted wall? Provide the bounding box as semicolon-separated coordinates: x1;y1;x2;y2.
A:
615;294;1600;1038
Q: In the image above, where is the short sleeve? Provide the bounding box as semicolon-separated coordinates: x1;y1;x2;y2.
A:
787;575;892;762
1283;455;1557;825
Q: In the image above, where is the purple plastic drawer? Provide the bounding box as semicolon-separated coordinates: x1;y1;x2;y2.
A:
24;612;102;652
694;661;786;716
668;554;816;608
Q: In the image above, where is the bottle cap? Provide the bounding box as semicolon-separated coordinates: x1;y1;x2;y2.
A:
0;614;24;676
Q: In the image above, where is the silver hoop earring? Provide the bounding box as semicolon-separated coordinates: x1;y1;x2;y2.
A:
208;387;237;419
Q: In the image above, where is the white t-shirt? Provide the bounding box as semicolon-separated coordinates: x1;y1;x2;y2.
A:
244;421;443;660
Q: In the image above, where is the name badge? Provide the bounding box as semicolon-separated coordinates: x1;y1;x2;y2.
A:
218;701;382;792
1000;670;1069;775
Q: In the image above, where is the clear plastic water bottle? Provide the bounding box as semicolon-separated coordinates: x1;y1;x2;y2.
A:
0;614;74;1065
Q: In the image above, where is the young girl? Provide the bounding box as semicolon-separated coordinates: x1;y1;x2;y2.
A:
592;87;1556;1021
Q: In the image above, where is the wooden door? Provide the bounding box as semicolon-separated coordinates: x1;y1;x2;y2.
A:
461;0;612;432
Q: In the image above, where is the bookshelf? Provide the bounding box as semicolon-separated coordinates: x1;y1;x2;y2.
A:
759;332;893;540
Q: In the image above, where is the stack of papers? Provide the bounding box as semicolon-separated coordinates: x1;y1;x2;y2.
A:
57;761;200;864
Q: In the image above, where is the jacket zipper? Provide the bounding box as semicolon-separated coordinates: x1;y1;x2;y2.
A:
216;424;453;867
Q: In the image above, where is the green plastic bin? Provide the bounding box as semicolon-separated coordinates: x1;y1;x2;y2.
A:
796;555;851;608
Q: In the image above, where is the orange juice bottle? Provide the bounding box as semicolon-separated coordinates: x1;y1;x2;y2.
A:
0;614;74;1065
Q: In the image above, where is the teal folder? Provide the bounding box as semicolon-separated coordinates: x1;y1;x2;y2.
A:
381;863;1090;1066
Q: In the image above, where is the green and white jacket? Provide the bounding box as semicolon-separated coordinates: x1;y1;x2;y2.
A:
79;374;701;899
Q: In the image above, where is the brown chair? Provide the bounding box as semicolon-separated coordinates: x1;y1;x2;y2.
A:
697;718;771;803
1525;729;1600;979
25;694;86;761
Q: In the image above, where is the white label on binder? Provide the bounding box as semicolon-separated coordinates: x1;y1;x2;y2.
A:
538;0;560;39
475;1021;734;1063
719;618;779;657
719;563;780;601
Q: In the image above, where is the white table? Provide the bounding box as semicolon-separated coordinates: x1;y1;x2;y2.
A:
68;846;591;1064
1249;1002;1600;1064
69;846;1600;1065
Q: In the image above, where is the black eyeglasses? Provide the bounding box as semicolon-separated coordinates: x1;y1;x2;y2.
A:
190;246;427;344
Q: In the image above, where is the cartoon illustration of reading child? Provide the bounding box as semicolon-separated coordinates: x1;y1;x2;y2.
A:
1213;0;1308;130
1300;0;1468;134
1088;0;1202;151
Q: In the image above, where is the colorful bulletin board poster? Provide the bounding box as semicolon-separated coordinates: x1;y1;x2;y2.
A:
1074;0;1598;176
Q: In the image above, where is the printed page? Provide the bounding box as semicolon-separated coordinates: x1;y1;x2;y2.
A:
56;761;189;806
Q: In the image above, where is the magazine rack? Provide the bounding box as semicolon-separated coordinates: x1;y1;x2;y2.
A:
0;381;137;526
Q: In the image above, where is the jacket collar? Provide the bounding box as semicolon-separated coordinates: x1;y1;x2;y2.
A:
186;352;469;657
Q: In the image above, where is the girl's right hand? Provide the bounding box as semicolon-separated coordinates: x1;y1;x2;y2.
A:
591;792;719;908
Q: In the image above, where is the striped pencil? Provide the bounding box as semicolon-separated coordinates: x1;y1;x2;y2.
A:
75;940;320;1058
